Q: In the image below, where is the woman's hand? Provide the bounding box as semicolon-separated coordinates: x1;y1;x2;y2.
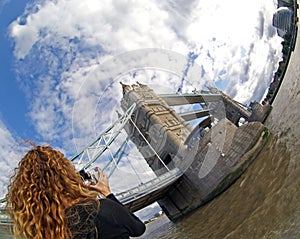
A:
87;168;111;197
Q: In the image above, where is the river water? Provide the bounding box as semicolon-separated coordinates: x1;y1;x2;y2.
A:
138;21;300;239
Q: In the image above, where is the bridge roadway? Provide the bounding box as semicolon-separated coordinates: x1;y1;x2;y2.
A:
117;168;183;212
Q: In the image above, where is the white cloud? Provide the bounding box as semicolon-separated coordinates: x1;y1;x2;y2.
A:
10;21;39;59
0;119;26;199
4;0;283;195
10;0;187;59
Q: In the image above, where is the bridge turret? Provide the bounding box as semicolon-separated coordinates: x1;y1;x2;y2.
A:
120;83;191;175
120;82;132;95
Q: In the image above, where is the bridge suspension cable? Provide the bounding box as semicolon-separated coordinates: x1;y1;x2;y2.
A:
103;135;130;177
129;118;171;172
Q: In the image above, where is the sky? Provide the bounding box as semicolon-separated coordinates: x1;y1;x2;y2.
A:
0;0;283;218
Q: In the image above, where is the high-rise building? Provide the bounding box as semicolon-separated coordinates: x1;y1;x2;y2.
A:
272;7;294;38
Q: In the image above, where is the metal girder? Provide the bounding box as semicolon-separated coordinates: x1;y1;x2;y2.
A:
71;103;136;171
179;109;211;121
159;93;222;106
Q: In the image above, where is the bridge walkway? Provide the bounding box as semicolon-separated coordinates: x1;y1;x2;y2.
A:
117;168;183;212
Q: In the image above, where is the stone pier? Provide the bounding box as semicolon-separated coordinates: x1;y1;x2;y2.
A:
158;118;268;220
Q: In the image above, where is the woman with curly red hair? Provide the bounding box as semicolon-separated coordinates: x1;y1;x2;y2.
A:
6;145;145;239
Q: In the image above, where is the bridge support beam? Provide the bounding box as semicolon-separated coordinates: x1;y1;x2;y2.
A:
159;93;222;105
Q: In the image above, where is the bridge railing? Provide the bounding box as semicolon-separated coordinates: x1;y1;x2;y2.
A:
116;167;183;205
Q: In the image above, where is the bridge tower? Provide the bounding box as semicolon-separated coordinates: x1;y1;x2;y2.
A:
120;82;192;175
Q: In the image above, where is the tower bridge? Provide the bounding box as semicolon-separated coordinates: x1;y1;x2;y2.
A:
0;83;270;235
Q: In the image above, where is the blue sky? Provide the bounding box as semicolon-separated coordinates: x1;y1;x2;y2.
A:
0;0;283;213
0;0;30;139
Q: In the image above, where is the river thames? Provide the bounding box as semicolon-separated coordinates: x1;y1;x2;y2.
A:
138;14;300;239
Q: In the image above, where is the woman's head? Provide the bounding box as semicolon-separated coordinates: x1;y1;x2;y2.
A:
6;145;98;239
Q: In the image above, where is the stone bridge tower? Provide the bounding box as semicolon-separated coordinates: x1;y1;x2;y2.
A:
120;82;192;175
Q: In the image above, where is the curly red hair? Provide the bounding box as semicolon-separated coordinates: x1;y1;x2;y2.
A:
6;145;98;239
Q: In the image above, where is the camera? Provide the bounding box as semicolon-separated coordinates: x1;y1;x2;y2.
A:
79;168;98;184
79;169;92;180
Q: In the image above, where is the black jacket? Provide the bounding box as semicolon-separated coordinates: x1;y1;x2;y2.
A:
65;194;145;239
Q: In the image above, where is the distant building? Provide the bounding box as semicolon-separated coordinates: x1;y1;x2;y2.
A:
272;7;294;38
